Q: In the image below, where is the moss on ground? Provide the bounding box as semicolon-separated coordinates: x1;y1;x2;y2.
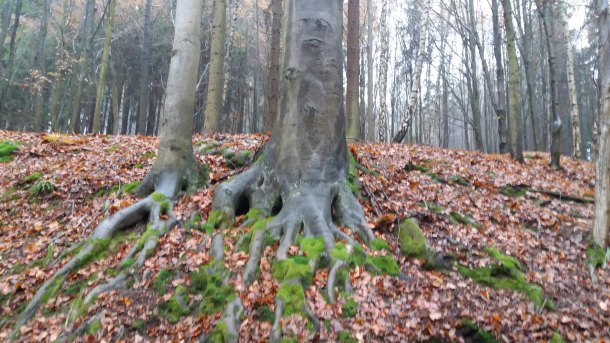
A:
458;319;498;343
0;140;20;162
398;218;427;258
587;244;610;269
129;319;146;333
450;211;481;228
550;331;565;343
208;321;230;342
224;149;253;168
23;172;43;183
29;180;55;197
500;185;529;198
153;269;175;294
272;257;313;284
281;337;298;343
277;283;305;316
87;319;102;335
370;238;390;251
190;263;236;315
365;256;400;276
342;297;357;318
337;331;358;343
348;150;362;197
159;291;190;323
419;201;445;214
331;243;350;261
254;305;275;323
459;247;554;311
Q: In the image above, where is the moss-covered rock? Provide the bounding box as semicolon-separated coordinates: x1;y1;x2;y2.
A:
398;218;427;258
277;283;305;317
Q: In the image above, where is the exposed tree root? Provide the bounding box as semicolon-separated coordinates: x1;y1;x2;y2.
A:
11;171;184;340
210;160;387;341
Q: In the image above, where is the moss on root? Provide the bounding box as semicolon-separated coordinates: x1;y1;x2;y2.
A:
301;237;325;259
277;283;305;317
272;257;313;284
365;256;400;276
398;218;427;258
200;210;234;234
208;321;231;342
331;243;350;261
370;238;390;251
153;269;175;294
459;247;554;311
159;292;190;323
342;297;358;318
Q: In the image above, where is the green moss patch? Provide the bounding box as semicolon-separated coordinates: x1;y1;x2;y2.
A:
23;172;43;183
398;218;427;258
457;319;498;343
550;331;565;343
208;321;230;342
458;247;554;310
87;319;102;335
153;269;175;294
419;201;445;214
159;291;190;323
587;244;610;270
331;243;349;261
337;331;358;343
224;149;253;168
29;180;55;197
190;263;236;314
272;257;313;284
301;237;325;259
254;305;275;323
450;211;481;228
448;175;470;186
0;140;20;162
365;255;400;276
348;151;362;197
370;238;390;251
129;319;147;333
277;283;305;317
500;185;529;198
200;210;233;234
342;297;357;318
404;163;431;173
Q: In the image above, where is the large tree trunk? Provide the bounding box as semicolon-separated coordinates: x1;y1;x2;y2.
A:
502;0;524;163
93;0;116;134
212;3;374;338
593;0;610;248
265;0;282;131
345;0;360;140
203;0;227;134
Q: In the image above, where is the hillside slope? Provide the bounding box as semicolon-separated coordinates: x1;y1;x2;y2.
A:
0;131;608;342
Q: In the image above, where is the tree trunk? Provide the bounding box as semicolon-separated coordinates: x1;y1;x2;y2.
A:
345;0;360;140
136;0;153;135
0;0;12;51
265;0;282;131
32;0;50;132
70;0;96;133
535;0;561;169
567;47;582;159
93;0;116;134
491;0;509;154
593;0;610;248
392;1;430;144
0;0;22;125
203;0;227;134
502;0;524;163
365;0;375;142
377;0;389;142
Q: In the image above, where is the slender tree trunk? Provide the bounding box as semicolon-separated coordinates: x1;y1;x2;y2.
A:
136;0;153;134
593;0;610;248
32;0;50;132
0;0;22;124
0;0;12;50
502;0;524;163
265;0;282;131
345;0;360;140
377;0;389;142
567;47;582;159
365;0;375;142
491;0;509;154
203;0;227;134
536;0;561;169
93;0;116;134
392;1;430;143
70;0;96;133
466;0;483;151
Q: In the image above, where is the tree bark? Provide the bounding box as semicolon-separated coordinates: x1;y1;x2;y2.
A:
377;0;389;142
567;46;582;159
345;0;360;140
32;0;50;132
593;0;610;248
265;0;282;131
203;0;227;134
0;0;22;126
502;0;524;163
135;0;153;135
365;0;375;142
491;0;509;154
93;0;117;134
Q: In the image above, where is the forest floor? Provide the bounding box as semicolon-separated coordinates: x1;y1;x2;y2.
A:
0;130;608;342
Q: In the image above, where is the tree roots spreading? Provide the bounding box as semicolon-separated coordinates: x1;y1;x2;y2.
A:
11;171;184;340
210;161;399;342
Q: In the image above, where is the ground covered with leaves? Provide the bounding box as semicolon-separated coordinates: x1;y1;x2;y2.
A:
0;131;608;342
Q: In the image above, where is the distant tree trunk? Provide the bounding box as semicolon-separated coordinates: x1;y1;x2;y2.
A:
32;0;50;132
111;70;121;135
502;0;524;163
491;0;509;154
203;0;227;134
93;0;116;134
0;0;22;124
392;1;429;144
593;0;610;248
365;0;375;142
0;0;12;50
377;0;388;142
535;0;561;169
345;0;360;140
136;0;153;135
265;0;282;131
221;0;240;125
121;82;133;135
466;0;483;151
567;47;582;159
70;0;96;133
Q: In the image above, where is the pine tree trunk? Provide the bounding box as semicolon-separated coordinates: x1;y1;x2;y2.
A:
345;0;360;140
593;0;610;248
93;0;116;134
203;0;227;134
502;0;524;163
